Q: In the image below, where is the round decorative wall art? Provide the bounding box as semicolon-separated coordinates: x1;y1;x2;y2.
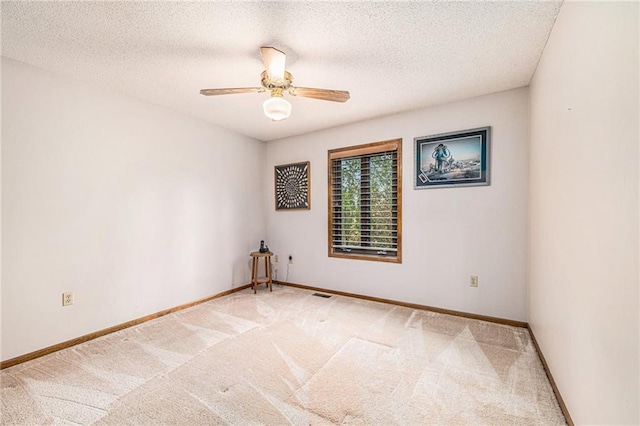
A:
274;161;310;210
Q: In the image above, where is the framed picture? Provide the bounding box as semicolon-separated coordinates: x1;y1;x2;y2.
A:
414;127;490;189
274;161;310;210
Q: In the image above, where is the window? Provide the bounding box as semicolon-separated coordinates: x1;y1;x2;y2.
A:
328;139;402;263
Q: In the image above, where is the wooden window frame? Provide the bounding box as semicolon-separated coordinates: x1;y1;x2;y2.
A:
327;139;402;263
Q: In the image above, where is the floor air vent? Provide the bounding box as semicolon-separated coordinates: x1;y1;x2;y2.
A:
312;293;332;298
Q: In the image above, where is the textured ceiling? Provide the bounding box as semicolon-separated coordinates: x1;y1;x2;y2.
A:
1;1;562;142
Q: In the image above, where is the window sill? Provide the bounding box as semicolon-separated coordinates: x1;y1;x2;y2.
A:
328;251;402;264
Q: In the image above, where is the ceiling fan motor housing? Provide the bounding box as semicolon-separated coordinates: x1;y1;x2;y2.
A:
261;70;292;91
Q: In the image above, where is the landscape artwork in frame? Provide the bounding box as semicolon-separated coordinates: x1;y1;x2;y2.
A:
414;127;490;189
274;161;310;210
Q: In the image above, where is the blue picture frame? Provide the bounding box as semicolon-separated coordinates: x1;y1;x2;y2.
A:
414;127;491;189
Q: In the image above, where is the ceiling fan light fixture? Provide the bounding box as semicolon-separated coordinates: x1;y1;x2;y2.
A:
263;96;291;121
200;47;350;122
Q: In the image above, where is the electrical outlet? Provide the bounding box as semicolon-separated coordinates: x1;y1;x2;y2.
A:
275;254;279;263
62;292;74;306
288;255;293;264
470;276;479;287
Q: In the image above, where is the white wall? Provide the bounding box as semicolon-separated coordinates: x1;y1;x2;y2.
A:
1;58;266;361
266;88;529;322
529;2;639;424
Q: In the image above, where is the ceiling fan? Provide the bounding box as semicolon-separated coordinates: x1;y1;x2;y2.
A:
200;47;350;122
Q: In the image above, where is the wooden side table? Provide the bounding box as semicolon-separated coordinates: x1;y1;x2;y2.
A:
250;251;273;294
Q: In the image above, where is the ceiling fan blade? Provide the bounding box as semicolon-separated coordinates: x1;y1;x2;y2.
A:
260;47;286;82
200;87;264;96
289;87;350;103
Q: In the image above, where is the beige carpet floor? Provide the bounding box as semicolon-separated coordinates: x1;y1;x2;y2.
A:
1;285;565;425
